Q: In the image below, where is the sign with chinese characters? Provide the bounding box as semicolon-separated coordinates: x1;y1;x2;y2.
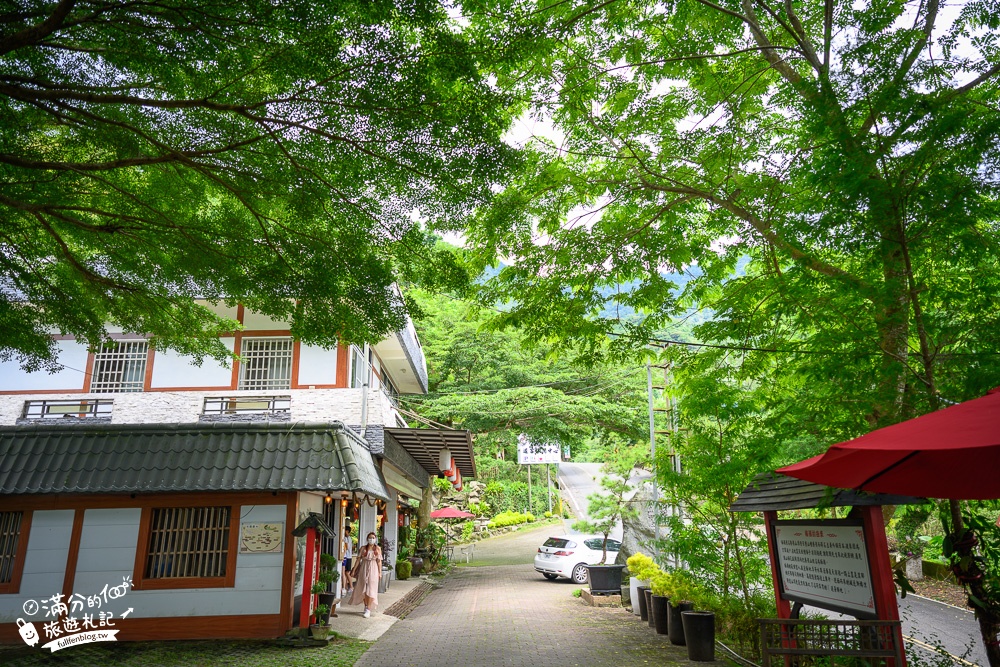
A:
240;522;284;553
517;434;561;465
15;577;133;652
772;519;877;618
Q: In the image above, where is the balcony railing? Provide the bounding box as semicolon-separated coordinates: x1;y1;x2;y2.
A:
202;396;291;416
23;399;113;420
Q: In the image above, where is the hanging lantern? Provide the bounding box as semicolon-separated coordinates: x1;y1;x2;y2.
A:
438;447;453;473
452;468;463;492
398;512;405;527
445;462;457;483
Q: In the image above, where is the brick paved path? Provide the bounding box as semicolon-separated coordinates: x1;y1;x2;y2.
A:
356;525;721;667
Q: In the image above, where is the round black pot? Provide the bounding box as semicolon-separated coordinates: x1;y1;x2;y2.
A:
644;588;655;628
636;585;650;621
407;556;424;576
651;595;670;635
318;593;337;622
681;611;715;662
586;564;625;595
668;601;694;645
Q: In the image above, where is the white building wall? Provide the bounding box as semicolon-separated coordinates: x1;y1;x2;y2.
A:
0;341;89;392
149;339;235;388
0;510;74;623
72;505;286;619
0;388;390;427
297;344;338;387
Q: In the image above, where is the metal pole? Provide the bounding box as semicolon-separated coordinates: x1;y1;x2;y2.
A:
528;464;532;514
547;464;552;513
647;363;659;551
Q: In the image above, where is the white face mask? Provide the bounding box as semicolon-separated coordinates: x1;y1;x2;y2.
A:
367;538;376;545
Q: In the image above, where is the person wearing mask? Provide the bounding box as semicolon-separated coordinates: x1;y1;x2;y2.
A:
341;527;355;597
348;532;382;617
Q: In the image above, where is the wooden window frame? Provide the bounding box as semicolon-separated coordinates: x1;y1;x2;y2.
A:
0;510;32;594
132;503;239;591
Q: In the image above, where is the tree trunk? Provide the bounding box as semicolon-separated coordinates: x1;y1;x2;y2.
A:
948;501;1000;667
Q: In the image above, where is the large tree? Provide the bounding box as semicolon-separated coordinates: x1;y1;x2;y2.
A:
460;0;1000;660
1;0;518;369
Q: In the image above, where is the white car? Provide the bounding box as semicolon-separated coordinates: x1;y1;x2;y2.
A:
534;535;621;584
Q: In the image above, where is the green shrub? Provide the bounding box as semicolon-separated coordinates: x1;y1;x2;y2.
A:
572;588;583;598
395;559;413;580
486;510;534;529
433;477;453;494
626;552;660;581
461;521;475;541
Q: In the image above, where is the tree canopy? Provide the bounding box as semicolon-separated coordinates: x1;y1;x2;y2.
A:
1;0;519;370
462;0;1000;429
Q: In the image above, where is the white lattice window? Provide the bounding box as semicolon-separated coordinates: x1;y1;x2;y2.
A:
350;345;367;389
90;341;148;393
238;337;293;390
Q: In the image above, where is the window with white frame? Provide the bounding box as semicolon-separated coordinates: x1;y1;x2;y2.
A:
350;345;368;389
238;337;293;390
90;341;148;393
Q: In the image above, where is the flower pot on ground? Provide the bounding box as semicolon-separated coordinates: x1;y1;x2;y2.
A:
629;578;648;616
681;611;715;661
635;586;650;621
668;601;694;644
651;595;670;635
309;621;331;640
644;588;655;628
586;564;625;595
408;555;424;576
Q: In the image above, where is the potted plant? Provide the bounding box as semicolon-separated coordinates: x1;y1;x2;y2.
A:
667;571;697;645
649;571;672;635
312;553;340;625
573;452;643;595
627;553;658;619
310;604;331;640
681;610;715;661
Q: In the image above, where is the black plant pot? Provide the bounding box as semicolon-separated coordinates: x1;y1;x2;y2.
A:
407;556;424;576
586;564;625;595
636;586;650;621
681;611;715;661
319;593;338;622
668;601;694;645
644;588;655;628
651;595;670;635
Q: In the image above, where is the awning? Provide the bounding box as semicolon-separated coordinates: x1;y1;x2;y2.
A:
0;421;389;500
384;427;476;478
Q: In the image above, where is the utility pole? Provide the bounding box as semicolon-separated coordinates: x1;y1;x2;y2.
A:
647;363;659;551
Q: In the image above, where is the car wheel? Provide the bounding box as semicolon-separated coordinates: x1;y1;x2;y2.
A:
572;563;589;584
542;573;558;580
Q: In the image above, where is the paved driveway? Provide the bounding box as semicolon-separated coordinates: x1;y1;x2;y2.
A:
356;524;721;667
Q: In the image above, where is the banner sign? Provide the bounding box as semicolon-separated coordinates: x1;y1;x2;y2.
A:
771;519;877;618
517;434;561;465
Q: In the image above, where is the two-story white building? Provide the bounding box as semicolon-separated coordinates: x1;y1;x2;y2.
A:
0;302;474;642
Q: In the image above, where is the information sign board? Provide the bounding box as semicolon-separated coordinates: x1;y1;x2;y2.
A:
771;519;876;618
517;434;561;465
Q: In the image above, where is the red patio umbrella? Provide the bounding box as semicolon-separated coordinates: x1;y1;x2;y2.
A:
778;388;1000;500
429;506;475;519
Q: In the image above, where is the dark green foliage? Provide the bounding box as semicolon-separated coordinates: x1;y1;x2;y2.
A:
0;1;519;369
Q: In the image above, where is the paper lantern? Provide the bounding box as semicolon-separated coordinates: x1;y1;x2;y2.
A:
438;447;453;472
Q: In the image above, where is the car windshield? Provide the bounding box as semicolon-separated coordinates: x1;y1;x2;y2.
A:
543;538;575;549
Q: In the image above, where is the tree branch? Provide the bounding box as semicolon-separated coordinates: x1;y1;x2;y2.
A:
0;0;75;56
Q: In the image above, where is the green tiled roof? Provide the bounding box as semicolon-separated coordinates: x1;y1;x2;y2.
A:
0;422;388;499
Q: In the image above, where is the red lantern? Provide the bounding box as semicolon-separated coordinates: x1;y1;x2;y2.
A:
398;512;405;527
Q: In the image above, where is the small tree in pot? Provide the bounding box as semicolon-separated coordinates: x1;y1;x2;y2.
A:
572;448;645;595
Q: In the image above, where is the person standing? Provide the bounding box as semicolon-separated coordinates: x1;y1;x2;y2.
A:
341;527;355;597
349;531;382;617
